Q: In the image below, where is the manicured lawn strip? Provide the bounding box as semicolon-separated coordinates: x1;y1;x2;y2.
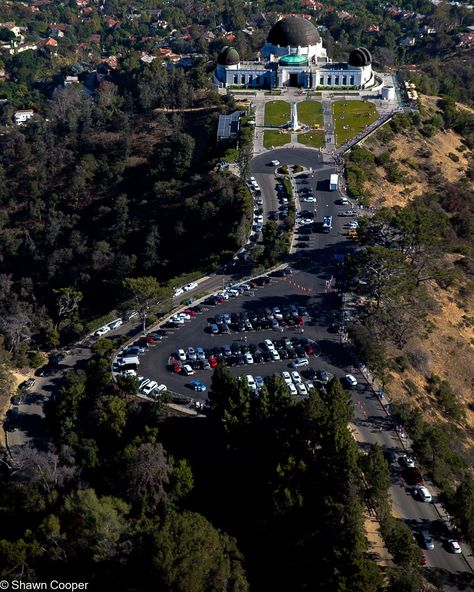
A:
264;100;291;126
263;130;291;149
296;100;323;127
333;100;378;147
297;131;325;149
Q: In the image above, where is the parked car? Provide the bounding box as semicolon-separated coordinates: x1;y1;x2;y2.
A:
177;349;186;362
316;369;331;384
244;352;254;364
181;365;195;376
296;383;308;396
142;381;158;395
415;486;432;503
383;450;398;464
19;378;36;391
419;530;434;550
184;282;198;291
281;371;292;385
288;383;298;396
447;540;462;554
246;375;257;391
291;371;302;384
109;319;123;330
400;455;416;469
343;374;358;388
188;380;207;392
95;325;111;337
291;358;309;368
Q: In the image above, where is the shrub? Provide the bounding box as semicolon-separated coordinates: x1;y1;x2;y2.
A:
406;348;431;373
403;379;419;396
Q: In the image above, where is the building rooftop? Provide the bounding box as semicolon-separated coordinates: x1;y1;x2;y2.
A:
217;110;243;140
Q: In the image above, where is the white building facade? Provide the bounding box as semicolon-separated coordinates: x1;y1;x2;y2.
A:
214;16;374;90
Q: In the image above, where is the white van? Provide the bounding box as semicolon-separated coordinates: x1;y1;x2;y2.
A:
117;355;140;367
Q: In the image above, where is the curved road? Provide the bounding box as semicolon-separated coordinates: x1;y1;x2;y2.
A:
4;147;473;590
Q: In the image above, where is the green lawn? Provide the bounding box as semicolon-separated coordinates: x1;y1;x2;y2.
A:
296;100;323;128
333;100;378;147
263;130;291;149
297;131;325;149
264;100;290;127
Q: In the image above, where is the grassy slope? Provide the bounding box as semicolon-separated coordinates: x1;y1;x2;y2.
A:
333;100;378;146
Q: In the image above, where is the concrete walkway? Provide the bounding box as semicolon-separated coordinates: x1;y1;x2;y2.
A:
322;98;335;152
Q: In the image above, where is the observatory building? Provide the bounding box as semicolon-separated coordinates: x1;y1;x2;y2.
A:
214;16;374;90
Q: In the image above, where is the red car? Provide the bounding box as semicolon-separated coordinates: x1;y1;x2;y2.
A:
208;356;218;368
172;363;182;373
420;555;427;566
184;308;196;317
216;296;225;303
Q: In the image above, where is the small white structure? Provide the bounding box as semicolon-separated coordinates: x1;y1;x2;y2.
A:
14;109;34;125
290;102;300;131
382;85;395;101
64;75;79;86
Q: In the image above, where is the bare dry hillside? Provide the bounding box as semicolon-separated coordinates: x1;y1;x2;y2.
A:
360;96;474;442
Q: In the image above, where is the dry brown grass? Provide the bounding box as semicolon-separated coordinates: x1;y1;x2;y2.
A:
358;95;474;442
362;95;472;209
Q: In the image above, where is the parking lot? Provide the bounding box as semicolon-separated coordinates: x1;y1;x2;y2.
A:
128;252;352;400
111;149;360;402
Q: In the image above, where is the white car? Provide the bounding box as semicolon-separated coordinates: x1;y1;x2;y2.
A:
156;384;167;393
340;210;356;217
271;160;280;166
291;371;302;384
291;358;309;368
303;197;316;203
288;383;298;396
217;292;229;300
184;282;198;291
139;378;150;390
177;349;187;362
244;352;254;364
281;197;288;205
348;221;358;229
142;381;158;395
448;540;462;554
246;375;257;391
249;176;257;183
264;339;275;351
170;315;185;325
120;369;136;377
271;350;281;361
416;486;432;503
400;455;415;468
177;312;191;321
95;325;111;337
272;307;283;319
173;287;184;297
344;374;358;387
109;319;123;330
187;347;197;360
296;383;308;396
281;371;292;385
181;364;194;376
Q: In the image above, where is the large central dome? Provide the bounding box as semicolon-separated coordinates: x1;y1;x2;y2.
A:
267;17;320;47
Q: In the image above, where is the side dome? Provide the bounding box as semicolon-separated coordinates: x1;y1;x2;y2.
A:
348;47;372;67
217;46;240;66
268;17;320;47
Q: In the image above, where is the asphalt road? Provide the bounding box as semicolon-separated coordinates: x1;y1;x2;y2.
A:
135;147;473;590
4;146;473;590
